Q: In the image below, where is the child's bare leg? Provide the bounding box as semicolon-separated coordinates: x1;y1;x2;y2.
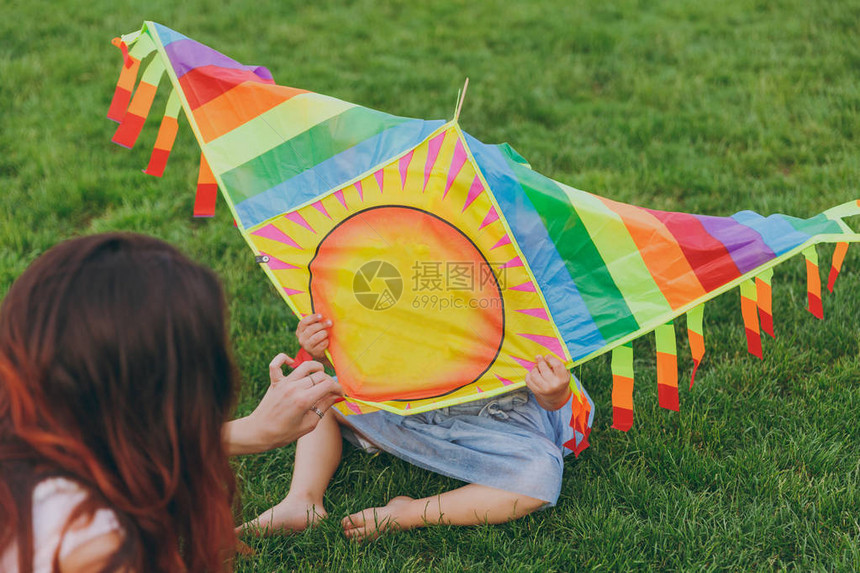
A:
242;409;342;535
341;483;546;541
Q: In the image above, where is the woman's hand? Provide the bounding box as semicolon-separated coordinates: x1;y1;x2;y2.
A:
297;314;332;360
224;353;343;456
525;355;572;411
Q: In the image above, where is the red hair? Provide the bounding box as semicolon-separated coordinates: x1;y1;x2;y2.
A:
0;233;239;571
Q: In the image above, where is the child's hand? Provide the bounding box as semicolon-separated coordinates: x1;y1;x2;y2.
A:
525;355;572;411
297;313;332;360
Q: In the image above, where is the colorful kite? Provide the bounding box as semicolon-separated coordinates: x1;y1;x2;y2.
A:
108;22;859;453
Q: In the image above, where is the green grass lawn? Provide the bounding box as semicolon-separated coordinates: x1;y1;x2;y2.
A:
2;0;859;570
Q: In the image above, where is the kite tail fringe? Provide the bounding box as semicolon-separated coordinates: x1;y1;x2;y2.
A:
564;388;592;457
610;343;634;432
686;304;705;390
194;154;218;217
107;38;141;123
827;242;849;292
110;38;163;149
655;321;679;411
755;268;775;337
739;279;763;359
803;246;824;319
143;89;182;177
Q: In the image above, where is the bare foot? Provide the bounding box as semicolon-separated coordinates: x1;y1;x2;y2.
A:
240;493;327;536
342;496;415;541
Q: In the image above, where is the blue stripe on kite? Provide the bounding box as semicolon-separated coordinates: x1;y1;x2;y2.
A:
730;210;810;256
150;22;189;47
465;134;606;360
236;119;446;227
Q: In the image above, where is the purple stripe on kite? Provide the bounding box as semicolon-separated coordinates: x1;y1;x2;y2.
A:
334;189;348;209
696;215;776;274
251;224;301;249
355;180;364;201
509;281;536;292
516;307;549;320
260;252;299;270
491;235;512;250
312;200;331;219
423;131;446;191
375;169;385;193
731;210;810;256
283;287;304;296
283;211;315;233
495;375;514;386
399;150;414;189
462;176;484;212
517;333;566;359
444;139;468;198
502;256;523;269
480;207;499;229
465;133;605;360
509;355;536;371
162;38;274;81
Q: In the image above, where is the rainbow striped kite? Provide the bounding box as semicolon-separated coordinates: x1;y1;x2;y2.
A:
108;22;859;452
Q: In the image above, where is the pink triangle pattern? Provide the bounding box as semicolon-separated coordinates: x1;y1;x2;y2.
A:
461;176;485;212
480;207;499;229
312;200;331;219
283;287;304;296
443;139;468;199
346;401;362;415
334;189;348;209
491;235;512;250
399;150;414;190
502;256;524;269
509;354;536;371
283;212;315;234
355;180;364;201
375;169;384;193
423;131;446;192
516;308;549;320
495;374;514;386
509;281;536;292
252;224;302;249
405;403;411;410
260;251;299;270
476;386;484;393
517;333;566;359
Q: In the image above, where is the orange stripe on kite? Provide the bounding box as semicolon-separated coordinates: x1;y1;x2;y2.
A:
191;82;307;143
827;242;848;293
656;353;679;411
194;154;218;217
599;198;707;310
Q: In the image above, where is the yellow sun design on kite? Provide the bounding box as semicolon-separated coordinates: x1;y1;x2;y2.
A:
247;125;570;414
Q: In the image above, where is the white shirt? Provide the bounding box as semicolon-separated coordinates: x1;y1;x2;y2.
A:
1;477;122;572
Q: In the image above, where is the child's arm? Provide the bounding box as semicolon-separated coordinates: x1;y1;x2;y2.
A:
525;355;572;411
297;313;333;369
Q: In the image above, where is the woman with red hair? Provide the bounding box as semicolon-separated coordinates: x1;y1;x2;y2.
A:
0;233;342;572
